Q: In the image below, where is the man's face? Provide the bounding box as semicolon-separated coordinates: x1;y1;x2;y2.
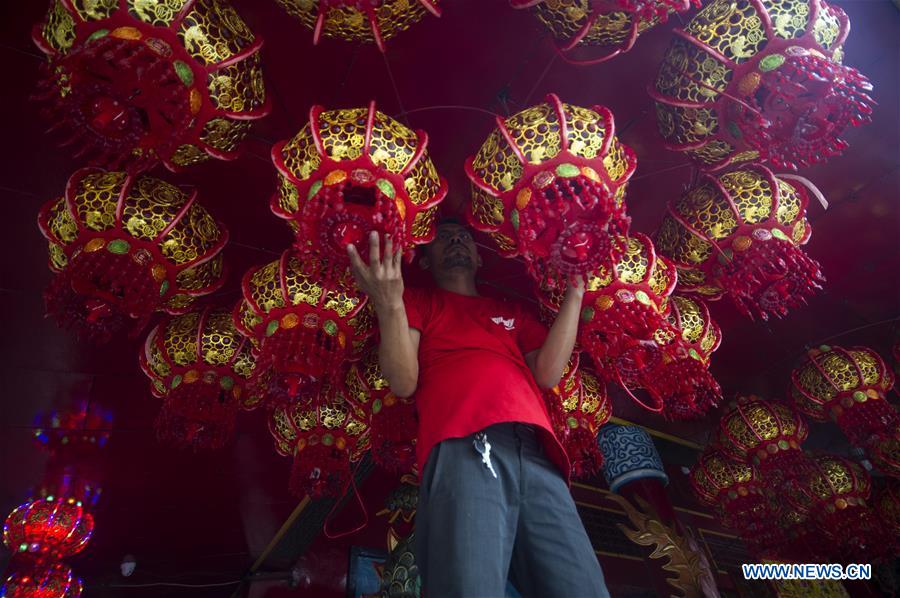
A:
424;223;481;274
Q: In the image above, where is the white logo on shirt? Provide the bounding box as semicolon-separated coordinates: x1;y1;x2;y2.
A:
491;316;516;331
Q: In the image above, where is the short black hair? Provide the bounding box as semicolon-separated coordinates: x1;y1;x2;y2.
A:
436;215;464;227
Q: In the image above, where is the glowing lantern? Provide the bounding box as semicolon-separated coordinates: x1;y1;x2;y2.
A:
538;233;677;412
268;385;370;498
467;94;637;279
651;0;873;171
3;498;93;561
140;306;262;450
274;0;440;52
717;396;809;487
546;355;612;479
511;1;697;65
1;561;82;598
235;250;375;405
32;0;269;172
785;454;894;562
271;102;447;262
648;295;722;419
38;168;228;342
345;348;416;475
655;165;823;321
789;345;898;476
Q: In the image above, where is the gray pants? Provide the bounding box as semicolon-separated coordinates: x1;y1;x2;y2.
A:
415;422;610;598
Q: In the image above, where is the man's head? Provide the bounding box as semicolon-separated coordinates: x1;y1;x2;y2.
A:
420;218;482;281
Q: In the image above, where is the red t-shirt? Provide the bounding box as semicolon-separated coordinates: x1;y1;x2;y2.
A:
404;286;570;482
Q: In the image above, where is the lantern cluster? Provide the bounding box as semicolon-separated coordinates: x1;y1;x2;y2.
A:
32;0;269;172
790;345;899;478
140;306;263;450
274;0;441;52
38;168;228;342
651;0;873;171
655;165;823;321
511;1;699;65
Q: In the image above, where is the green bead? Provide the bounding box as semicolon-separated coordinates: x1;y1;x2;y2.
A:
727;121;743;139
634;290;651;305
689;348;701;361
376;178;396;199
159;280;169;296
555;163;580;178
173;61;194;86
771;228;789;241
107;239;130;254
87;29;110;41
265;320;279;337
219;376;234;391
566;417;578;429
171;375;183;389
510;209;520;231
581;307;594;322
778;439;790;450
372;399;383;415
323;320;338;336
853;391;867;402
759;54;786;72
322;433;334;446
307;180;323;200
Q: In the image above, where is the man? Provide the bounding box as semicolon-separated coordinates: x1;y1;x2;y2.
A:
348;220;609;598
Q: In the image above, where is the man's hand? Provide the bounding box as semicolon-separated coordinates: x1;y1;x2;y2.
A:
347;231;404;314
564;274;586;302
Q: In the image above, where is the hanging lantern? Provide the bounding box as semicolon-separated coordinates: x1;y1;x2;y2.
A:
648;295;722;419
874;480;900;541
268;385;370;498
511;1;697;65
345;348;416;475
651;0;873;171
32;0;269;172
789;345;898;476
785;454;894;562
538;233;677;412
717;396;809;487
274;0;440;52
271;101;447;262
467;94;637;279
235;250;375;405
3;498;93;562
1;561;82;598
866;430;900;479
140;306;262;450
33;403;112;454
689;447;771;537
655;165;823;321
38;168;228;342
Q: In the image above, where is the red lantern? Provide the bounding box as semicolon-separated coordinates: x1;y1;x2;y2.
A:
38;168;228;342
274;0;440;52
790;345;898;476
655;165;823;321
785;454;894;562
271;102;447;263
545;355;611;479
651;0;873;171
32;0;269;172
235;251;375;405
511;1;698;65
1;561;82;598
467;94;636;279
538;233;677;413
874;480;900;542
268;385;370;498
345;348;417;475
717;396;809;489
3;498;93;562
140;306;262;450
647;295;722;419
866;430;900;480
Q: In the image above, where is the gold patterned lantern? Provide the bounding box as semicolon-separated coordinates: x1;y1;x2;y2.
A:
271;101;447;263
38;168;227;342
874;480;900;541
651;0;873;171
33;0;269;172
274;0;440;52
784;454;894;562
345;348;416;475
538;233;677;413
717;396;809;485
867;431;900;480
545;354;612;478
789;345;898;477
234;250;375;405
268;385;369;498
655;164;823;321
466;94;637;279
139;306;261;450
511;1;697;65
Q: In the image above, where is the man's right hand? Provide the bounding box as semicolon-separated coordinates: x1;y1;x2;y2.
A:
347;231;404;313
